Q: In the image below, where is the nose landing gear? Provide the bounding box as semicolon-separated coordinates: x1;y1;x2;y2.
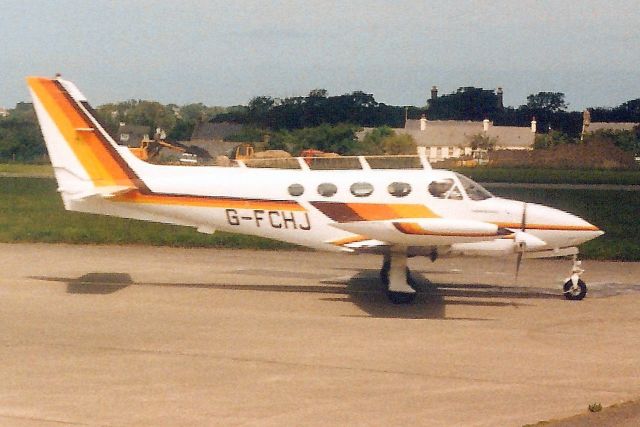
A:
563;256;587;300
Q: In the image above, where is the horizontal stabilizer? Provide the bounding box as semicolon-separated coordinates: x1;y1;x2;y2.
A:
61;185;135;201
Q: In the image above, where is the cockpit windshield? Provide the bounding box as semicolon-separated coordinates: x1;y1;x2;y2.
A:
455;173;493;201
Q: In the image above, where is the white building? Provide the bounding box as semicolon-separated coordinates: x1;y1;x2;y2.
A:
358;116;536;162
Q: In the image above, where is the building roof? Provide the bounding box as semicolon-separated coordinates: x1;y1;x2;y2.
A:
117;124;150;147
587;122;637;132
191;121;243;141
184;139;241;158
360;119;535;149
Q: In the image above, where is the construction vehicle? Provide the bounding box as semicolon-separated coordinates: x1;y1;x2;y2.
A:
130;137;211;164
457;150;489;167
233;143;255;160
299;149;340;165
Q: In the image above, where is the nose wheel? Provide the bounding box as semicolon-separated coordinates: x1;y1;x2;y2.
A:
563;256;587;300
563;278;587;300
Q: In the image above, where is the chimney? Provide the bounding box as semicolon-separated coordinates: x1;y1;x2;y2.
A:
496;87;503;109
430;86;438;101
420;114;427;131
531;117;537;133
483;119;490;132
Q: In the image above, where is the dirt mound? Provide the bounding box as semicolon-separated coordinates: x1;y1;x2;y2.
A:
490;140;636;169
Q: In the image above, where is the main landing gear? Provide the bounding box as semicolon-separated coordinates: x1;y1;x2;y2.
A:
380;251;416;304
563;255;587;301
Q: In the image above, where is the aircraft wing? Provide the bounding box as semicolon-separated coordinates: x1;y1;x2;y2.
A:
330;218;510;247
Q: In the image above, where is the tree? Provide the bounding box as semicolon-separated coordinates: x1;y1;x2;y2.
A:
469;133;497;151
381;133;416;155
308;89;327;98
0;114;46;161
526;92;567;113
533;130;575;149
359;126;393;155
583;129;640;156
427;87;502;121
268;124;359;155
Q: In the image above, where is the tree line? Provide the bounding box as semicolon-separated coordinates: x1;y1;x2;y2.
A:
1;86;639;161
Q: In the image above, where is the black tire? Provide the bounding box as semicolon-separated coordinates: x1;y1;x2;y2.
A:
386;291;416;304
380;259;390;286
563;279;587;301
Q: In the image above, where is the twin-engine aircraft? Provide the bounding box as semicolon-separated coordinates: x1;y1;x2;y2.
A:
27;76;604;303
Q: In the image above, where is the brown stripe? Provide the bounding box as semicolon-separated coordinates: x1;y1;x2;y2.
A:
311;201;439;222
311;201;363;222
493;222;600;232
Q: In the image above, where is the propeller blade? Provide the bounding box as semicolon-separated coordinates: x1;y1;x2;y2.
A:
515;251;523;281
515;202;527;282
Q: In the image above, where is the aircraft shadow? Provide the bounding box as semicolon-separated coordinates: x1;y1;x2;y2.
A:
319;269;559;320
29;268;563;320
29;272;134;294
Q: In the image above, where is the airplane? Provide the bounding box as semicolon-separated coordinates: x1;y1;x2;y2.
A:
26;75;604;304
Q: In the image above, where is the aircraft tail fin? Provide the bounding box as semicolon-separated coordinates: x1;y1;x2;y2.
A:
26;76;140;205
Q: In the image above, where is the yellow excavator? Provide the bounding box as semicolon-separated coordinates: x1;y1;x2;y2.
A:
130;137;211;163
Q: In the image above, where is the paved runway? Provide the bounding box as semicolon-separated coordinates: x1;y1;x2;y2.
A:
1;243;639;426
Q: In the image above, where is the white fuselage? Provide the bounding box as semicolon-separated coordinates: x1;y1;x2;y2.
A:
67;146;602;256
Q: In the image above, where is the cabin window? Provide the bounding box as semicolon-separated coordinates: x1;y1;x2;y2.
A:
288;183;304;197
428;179;463;200
350;182;374;197
387;182;411;197
317;183;338;197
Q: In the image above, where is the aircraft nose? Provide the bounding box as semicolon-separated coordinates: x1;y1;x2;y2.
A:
527;203;604;245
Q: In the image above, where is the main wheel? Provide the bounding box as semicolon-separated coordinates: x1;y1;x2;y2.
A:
380;265;415;289
563;279;587;300
380;259;391;285
387;290;416;304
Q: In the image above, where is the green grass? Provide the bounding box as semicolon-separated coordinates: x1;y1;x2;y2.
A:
1;177;638;260
0;177;295;250
453;167;640;185
0;163;53;177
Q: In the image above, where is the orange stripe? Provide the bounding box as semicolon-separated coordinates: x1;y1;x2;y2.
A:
394;222;498;237
390;204;438;219
28;78;135;188
112;191;305;211
347;203;439;221
329;235;369;246
348;203;397;220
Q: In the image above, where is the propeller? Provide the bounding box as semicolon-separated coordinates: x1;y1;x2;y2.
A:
515;202;527;280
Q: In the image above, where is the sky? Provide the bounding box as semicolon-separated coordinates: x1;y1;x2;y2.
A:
1;0;639;111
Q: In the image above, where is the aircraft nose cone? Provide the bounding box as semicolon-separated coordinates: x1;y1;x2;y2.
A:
527;203;603;246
